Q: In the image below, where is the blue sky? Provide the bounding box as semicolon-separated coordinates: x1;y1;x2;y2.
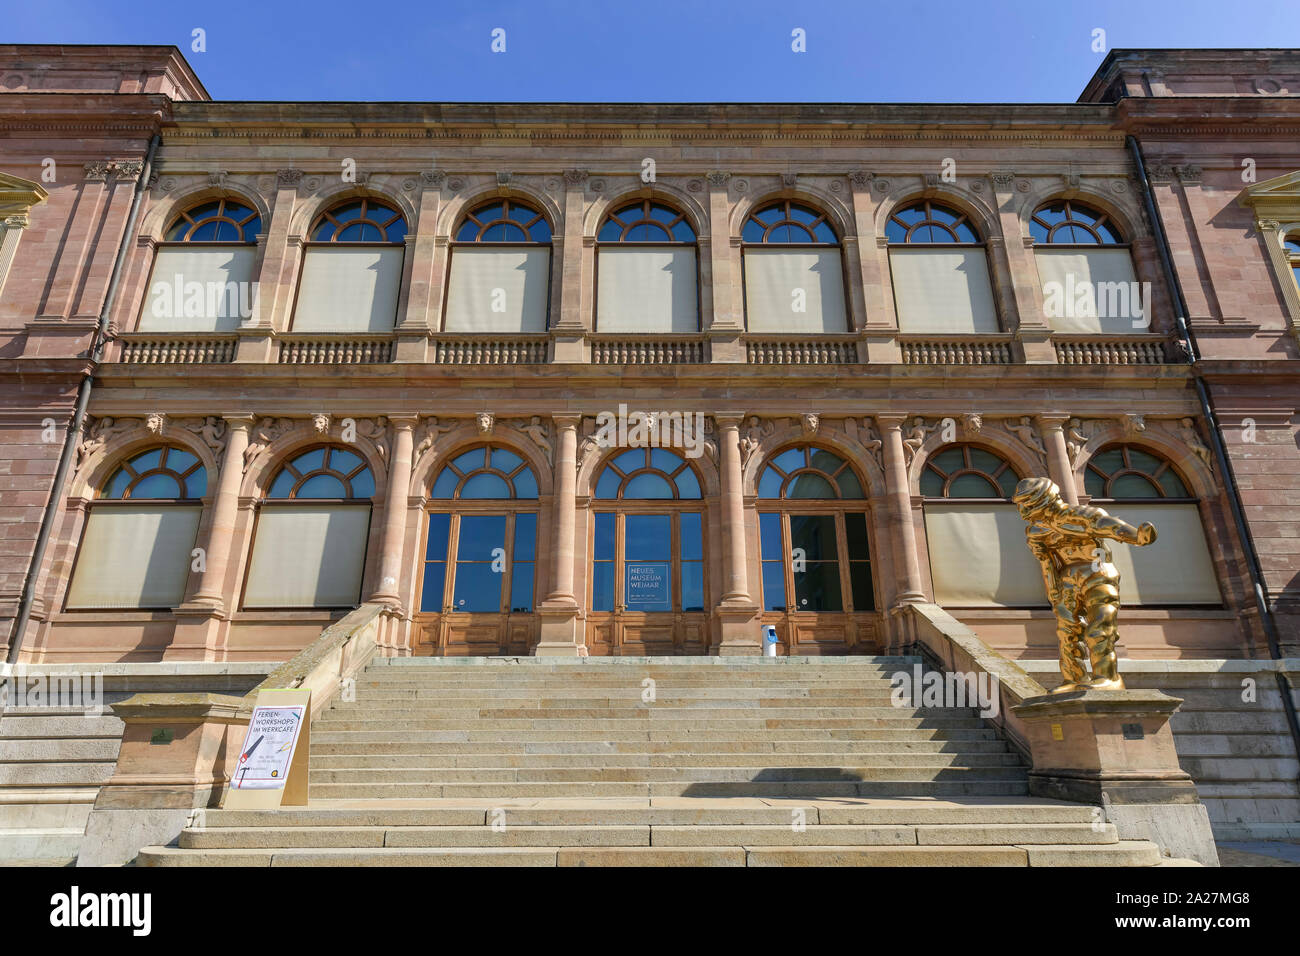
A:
7;0;1299;102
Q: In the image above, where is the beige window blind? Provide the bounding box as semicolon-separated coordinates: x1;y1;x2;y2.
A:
444;247;550;332
743;248;847;333
596;247;698;333
243;504;371;608
139;246;258;332
66;506;202;609
889;247;999;334
292;246;403;332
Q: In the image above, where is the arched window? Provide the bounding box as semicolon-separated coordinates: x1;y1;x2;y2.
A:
141;198;262;333
742;200;847;333
921;445;1019;498
244;446;375;609
420;446;540;650
920;445;1039;607
1029;200;1123;245
1286;232;1300;291
1082;444;1220;605
755;445;873;625
591;449;705;623
596;199;699;333
1031;199;1145;334
67;446;206;609
885;200;997;334
165;199;262;243
294;198;408;334
1084;445;1188;500
446;198;552;333
310;199;407;243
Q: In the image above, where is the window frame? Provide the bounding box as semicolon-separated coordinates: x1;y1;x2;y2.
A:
594;199;702;334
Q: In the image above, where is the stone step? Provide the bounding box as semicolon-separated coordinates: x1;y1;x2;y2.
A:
0;715;123;737
138;840;1164;867
0;761;118;787
369;657;919;668
310;717;991;732
309;752;1022;770
343;693;913;705
308;764;1028;784
0;827;86;860
307;780;1031;799
310;738;1012;756
0;739;121;761
318;706;983;720
176;821;1117;850
309;733;998;749
199;801;1099;829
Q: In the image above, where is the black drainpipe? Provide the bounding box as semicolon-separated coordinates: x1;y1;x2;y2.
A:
6;134;162;665
1126;135;1300;783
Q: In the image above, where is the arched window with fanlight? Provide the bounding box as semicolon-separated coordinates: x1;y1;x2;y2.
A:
66;446;207;609
445;198;552;333
596;199;698;333
920;445;1045;607
1083;444;1221;605
755;446;874;629
590;449;704;632
141;198;263;332
885;199;999;334
1031;199;1145;334
419;446;540;653
243;446;375;609
293;198;408;333
742;200;848;333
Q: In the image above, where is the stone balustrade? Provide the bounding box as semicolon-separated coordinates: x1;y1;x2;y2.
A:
1054;334;1170;365
277;335;395;364
898;335;1015;365
744;335;859;365
115;334;237;364
429;334;549;365
589;335;707;365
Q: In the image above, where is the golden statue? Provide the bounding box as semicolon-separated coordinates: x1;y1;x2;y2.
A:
1012;477;1157;693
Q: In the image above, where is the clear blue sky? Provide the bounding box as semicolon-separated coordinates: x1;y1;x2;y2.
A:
7;0;1299;102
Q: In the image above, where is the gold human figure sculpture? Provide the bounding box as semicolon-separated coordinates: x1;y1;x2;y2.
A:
1012;477;1157;693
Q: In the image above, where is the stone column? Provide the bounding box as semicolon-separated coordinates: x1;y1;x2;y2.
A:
394;176;443;361
237;169;300;361
535;414;582;654
849;172;901;363
1037;414;1078;504
990;172;1055;363
369;416;416;604
713;413;760;655
190;416;253;608
878;416;925;604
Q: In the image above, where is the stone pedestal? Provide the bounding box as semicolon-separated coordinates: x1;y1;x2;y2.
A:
713;604;761;656
1013;689;1219;865
533;604;584;656
78;693;249;867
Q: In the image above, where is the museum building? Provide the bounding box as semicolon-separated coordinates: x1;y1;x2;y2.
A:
0;45;1298;669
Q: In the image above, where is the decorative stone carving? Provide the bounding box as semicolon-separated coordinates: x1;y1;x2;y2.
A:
355;416;390;463
1121;413;1147;437
414;416;457;468
859;417;884;473
995;416;1048;470
992;172;1016;188
781;173;798;187
475;412;494;436
84;162;111;182
740;416;774;469
114;161;144;182
1174;418;1214;470
420;169;446;188
577;417;605;471
496;172;512;185
961;414;983;437
800;413;819;435
872;178;890;193
923;173;939;188
183;416;228;457
706;171;731;188
901;417;937;468
1176;165;1202;185
276;168;303;187
145;412;167;435
1148;164;1174;185
1064;417;1095;469
563;169;589;186
244;417;295;471
208;171;228;187
76;417;139;473
311;413;331;435
849;170;872;188
515;416;553;466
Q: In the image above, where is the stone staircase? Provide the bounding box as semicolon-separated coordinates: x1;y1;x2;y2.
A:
140;657;1171;866
0;706;121;864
